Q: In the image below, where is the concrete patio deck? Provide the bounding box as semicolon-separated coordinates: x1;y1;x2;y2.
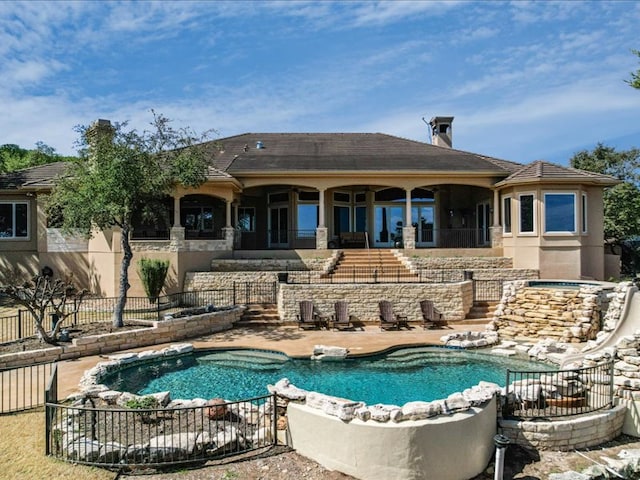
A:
57;323;485;398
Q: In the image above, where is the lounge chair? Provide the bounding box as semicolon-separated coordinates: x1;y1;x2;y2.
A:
420;299;446;329
379;300;409;330
331;301;356;330
296;300;327;329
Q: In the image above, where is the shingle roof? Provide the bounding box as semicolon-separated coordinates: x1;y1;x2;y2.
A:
495;160;620;186
208;133;517;174
0;161;69;190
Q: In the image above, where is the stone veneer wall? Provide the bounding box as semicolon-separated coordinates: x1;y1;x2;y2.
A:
185;271;281;290
500;405;626;451
409;256;513;269
490;282;602;343
210;257;332;272
278;281;473;323
0;307;244;369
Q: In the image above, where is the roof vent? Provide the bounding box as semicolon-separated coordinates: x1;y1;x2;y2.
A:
256;141;264;149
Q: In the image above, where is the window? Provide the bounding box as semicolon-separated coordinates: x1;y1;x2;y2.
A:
581;193;587;234
297;204;318;237
0;201;28;239
333;192;350;203
268;192;289;203
519;194;534;234
503;196;511;234
544;193;576;233
238;207;255;232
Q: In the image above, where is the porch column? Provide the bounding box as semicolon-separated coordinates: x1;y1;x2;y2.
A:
403;188;416;249
225;199;232;227
233;202;239;227
318;189;326;227
173;194;182;227
491;189;503;248
316;188;328;249
170;194;185;243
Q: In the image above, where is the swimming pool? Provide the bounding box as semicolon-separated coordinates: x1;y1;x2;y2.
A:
103;347;555;405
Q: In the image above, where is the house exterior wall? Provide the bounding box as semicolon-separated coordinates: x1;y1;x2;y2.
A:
501;184;608;280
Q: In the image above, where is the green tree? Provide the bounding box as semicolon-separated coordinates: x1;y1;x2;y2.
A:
570;143;640;274
48;112;214;327
628;49;640;89
0;142;74;173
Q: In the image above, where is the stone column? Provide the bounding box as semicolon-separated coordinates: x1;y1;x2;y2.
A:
316;226;328;250
402;226;416;249
491;226;503;248
223;226;235;250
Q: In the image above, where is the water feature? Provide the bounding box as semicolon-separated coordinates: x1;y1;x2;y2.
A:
103;346;555;405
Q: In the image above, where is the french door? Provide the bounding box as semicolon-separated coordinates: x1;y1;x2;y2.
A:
269;206;288;247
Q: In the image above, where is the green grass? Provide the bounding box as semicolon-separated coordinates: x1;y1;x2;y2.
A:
0;409;114;480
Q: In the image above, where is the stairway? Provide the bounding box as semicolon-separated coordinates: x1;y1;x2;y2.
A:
327;249;418;282
236;303;281;327
463;301;499;324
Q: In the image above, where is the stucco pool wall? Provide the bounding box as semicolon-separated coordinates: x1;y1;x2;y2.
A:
286;396;497;480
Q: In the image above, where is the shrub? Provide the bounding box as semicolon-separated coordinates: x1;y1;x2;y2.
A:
137;258;170;302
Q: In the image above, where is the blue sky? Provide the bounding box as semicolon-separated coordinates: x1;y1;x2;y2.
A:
2;0;639;165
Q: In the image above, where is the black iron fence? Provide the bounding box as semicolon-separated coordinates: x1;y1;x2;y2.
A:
45;364;277;468
287;268;466;284
503;361;614;419
472;280;504;302
0;283;277;343
1;361;55;414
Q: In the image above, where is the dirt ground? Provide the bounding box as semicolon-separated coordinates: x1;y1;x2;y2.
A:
119;435;640;480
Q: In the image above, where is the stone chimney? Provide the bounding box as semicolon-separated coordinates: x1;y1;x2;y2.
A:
429;116;454;148
85;119;115;161
85;119;114;146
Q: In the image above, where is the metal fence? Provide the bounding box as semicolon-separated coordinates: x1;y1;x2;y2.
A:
472;280;504;302
287;268;466;284
503;361;614;419
0;283;277;343
45;364;277;468
1;361;55;414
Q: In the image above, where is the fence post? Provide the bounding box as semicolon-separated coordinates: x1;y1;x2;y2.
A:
17;309;23;339
272;393;279;446
157;297;161;321
233;282;237;306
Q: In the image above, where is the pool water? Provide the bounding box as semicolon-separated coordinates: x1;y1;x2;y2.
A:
103;347;555;405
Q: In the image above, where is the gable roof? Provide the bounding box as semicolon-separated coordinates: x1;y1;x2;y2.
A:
495;160;620;187
208;133;519;174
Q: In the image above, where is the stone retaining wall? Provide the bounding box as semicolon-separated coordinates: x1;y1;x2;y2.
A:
499;405;626;450
490;282;603;343
185;271;280;291
210;257;332;272
0;307;244;369
409;256;513;269
278;281;473;322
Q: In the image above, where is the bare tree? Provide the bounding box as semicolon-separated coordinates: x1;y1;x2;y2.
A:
0;274;86;345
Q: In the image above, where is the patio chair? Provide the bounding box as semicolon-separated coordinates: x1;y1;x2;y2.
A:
296;300;328;330
420;299;447;329
378;300;409;330
331;301;357;330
